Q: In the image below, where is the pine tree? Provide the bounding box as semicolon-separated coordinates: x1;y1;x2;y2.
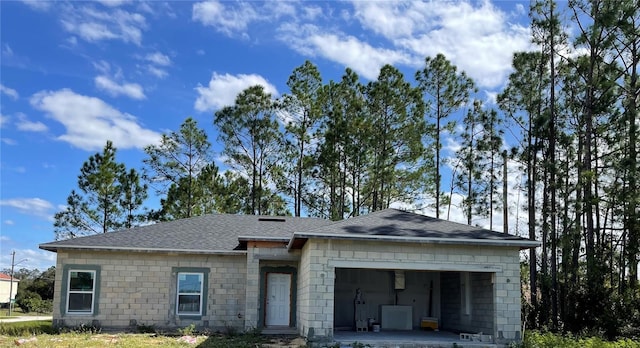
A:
497;50;548;328
214;85;286;215
143;117;213;220
278;61;324;216
416;54;476;218
119;168;147;228
54;141;139;240
364;65;426;211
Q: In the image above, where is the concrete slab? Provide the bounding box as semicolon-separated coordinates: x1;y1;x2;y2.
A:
0;316;52;323
334;330;498;348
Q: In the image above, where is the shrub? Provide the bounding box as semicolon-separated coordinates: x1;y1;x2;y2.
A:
177;323;196;335
136;323;156;333
523;332;640;348
15;290;42;313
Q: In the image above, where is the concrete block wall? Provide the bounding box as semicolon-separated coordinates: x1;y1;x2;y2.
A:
495;254;522;341
297;239;522;342
53;250;247;331
244;247;260;330
440;272;461;329
470;272;494;334
244;245;300;330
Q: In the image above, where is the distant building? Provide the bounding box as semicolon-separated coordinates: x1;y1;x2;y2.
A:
0;272;19;305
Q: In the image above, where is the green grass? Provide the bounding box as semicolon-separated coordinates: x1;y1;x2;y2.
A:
0;320;57;336
0;321;300;347
0;307;52;318
519;332;640;348
0;332;279;348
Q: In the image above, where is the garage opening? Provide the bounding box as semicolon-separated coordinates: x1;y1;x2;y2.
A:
333;268;494;336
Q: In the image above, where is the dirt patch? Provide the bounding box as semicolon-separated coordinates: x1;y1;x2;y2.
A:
263;336;307;347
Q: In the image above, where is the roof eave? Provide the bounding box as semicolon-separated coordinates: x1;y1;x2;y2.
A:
38;244;247;255
238;235;290;242
288;232;540;249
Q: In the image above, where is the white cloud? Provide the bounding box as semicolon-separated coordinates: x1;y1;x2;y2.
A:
0;114;9;127
145;52;171;66
15;113;48;132
264;1;297;18
192;0;259;37
302;5;323;21
1;84;19;100
0;248;56;271
147;66;168;79
2;44;13;56
95;0;131;7
66;36;78;46
61;5;147;45
0;198;54;221
350;1;531;88
1;138;17;145
94;75;146;100
92;60;111;74
20;0;51;11
3;221;14;226
279;23;413;80
30;88;161;151
194;72;278;112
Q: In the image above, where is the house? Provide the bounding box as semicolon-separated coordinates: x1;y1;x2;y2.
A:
39;208;538;344
0;272;19;305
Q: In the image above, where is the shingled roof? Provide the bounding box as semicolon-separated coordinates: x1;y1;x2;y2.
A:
288;209;538;249
0;273;19;282
39;213;332;254
39;209;538;254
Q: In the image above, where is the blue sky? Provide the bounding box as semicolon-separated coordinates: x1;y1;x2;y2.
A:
0;0;532;270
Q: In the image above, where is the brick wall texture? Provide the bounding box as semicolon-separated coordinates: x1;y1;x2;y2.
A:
53;238;522;343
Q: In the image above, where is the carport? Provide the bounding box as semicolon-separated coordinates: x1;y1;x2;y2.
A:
333;267;495;336
288;209;538;345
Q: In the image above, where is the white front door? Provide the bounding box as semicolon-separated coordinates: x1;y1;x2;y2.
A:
266;273;291;326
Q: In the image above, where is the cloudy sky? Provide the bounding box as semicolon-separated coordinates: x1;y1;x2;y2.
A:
0;0;533;270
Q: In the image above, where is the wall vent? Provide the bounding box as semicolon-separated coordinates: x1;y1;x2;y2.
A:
258;218;286;222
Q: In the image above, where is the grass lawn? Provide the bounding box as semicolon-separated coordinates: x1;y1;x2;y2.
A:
0;307;51;319
0;321;306;348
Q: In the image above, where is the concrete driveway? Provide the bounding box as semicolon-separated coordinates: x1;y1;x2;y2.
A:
0;316;52;323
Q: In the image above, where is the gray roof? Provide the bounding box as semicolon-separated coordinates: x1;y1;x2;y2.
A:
39;214;332;254
40;209;538;254
289;209;538;249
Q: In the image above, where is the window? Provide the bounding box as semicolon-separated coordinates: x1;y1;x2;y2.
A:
177;272;203;315
67;270;96;314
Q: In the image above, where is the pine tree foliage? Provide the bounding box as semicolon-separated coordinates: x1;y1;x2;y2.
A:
54;141;145;240
214;85;286;216
416;54;476;218
143;117;213;220
364;65;426;212
277;61;324;217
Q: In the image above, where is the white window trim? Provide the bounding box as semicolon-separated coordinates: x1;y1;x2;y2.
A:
176;272;203;316
66;269;96;314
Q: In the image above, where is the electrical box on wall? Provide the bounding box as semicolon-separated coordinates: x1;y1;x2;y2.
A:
394;270;405;290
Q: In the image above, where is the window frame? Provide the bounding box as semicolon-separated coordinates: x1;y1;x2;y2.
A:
176;272;204;316
61;265;100;316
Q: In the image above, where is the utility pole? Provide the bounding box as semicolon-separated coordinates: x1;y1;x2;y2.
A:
8;251;15;317
8;251;27;317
